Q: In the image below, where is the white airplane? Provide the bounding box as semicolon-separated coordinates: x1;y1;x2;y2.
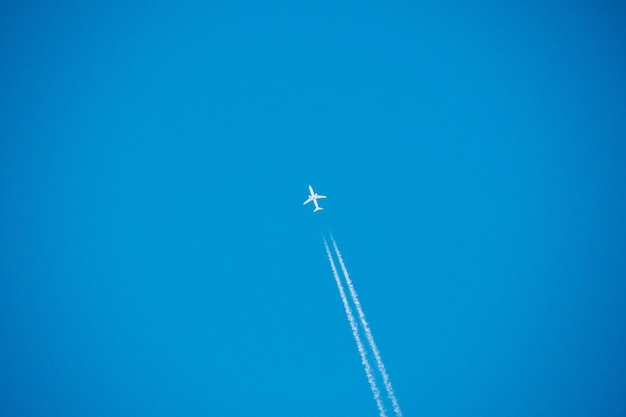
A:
303;185;327;212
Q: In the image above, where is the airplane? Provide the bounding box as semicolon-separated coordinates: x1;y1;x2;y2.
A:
303;185;327;212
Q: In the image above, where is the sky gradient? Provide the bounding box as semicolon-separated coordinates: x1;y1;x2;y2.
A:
1;1;625;416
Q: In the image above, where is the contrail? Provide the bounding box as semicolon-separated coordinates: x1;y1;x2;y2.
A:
323;238;387;417
331;236;403;417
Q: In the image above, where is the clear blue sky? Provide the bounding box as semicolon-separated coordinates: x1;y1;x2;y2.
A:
1;1;625;416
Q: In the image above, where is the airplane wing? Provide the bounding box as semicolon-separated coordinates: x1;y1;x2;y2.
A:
317;195;327;199
303;196;313;205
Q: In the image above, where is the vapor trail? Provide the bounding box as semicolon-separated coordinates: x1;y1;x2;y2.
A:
323;238;387;417
331;236;403;417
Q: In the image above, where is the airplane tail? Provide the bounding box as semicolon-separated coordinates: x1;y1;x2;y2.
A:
314;207;324;212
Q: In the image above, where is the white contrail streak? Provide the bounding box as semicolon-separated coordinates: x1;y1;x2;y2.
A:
323;238;387;417
331;236;403;417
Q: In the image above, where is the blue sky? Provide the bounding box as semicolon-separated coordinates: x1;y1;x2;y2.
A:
1;1;625;416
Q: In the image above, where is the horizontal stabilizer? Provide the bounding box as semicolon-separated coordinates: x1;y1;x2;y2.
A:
314;207;324;212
